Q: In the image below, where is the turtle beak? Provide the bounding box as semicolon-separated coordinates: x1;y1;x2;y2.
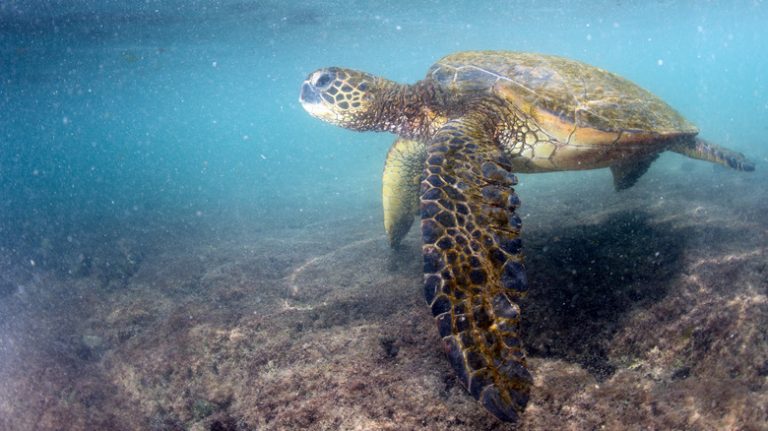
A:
300;69;336;106
300;79;331;120
299;81;321;105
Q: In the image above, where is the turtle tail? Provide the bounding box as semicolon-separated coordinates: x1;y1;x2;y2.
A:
669;137;755;171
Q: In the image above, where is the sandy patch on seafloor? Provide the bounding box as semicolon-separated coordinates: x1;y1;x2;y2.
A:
0;167;766;431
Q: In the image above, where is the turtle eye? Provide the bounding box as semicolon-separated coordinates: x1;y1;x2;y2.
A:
312;71;333;88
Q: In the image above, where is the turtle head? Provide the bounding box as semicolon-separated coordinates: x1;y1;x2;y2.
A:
299;67;382;130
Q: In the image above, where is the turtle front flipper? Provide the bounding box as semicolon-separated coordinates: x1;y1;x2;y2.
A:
670;137;755;171
422;118;531;422
383;138;427;247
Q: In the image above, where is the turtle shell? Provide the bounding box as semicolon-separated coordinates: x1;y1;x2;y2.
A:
426;51;698;146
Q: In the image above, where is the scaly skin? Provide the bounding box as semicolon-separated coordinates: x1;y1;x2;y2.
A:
298;51;755;423
302;67;531;421
420;115;531;422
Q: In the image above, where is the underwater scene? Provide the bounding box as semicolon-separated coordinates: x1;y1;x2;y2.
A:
1;1;767;430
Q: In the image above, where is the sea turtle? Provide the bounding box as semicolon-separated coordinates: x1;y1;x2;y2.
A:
298;51;754;422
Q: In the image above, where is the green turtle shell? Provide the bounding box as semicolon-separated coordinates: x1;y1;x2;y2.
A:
426;51;698;143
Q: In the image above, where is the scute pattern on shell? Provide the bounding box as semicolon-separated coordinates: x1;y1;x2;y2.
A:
427;51;698;138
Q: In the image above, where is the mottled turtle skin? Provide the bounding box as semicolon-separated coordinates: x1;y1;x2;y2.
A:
299;51;754;423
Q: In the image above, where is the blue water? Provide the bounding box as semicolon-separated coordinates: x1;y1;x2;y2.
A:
2;1;766;252
0;0;767;428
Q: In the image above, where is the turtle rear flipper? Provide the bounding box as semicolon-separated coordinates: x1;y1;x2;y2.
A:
422;118;531;423
383;138;427;247
670;137;755;171
609;154;659;191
